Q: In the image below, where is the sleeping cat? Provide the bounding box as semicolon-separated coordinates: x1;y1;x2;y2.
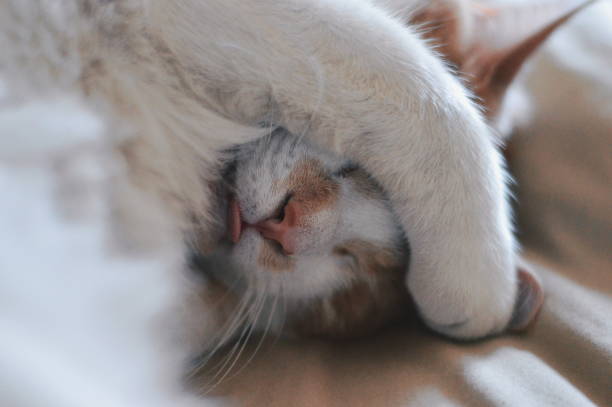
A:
1;1;585;372
0;0;592;404
189;0;590;345
193;126;547;347
142;0;521;340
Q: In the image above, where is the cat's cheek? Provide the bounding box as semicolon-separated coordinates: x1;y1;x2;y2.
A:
295;211;342;254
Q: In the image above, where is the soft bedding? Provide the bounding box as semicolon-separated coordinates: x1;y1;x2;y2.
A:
198;3;612;406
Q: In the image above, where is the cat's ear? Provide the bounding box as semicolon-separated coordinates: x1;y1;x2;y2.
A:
508;266;545;332
411;0;595;117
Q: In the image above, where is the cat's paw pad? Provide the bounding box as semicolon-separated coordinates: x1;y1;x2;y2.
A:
508;267;544;332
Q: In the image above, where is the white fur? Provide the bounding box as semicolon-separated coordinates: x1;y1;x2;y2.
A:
339;182;401;246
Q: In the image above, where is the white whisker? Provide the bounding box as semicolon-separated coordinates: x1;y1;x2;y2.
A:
188;287;253;377
226;282;280;381
203;287;266;392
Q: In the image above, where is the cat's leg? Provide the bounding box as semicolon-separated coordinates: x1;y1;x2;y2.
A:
149;0;518;338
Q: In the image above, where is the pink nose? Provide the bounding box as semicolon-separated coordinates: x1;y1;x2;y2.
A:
254;200;301;255
228;197;301;255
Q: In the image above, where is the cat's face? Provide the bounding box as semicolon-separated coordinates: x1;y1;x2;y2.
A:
212;130;407;305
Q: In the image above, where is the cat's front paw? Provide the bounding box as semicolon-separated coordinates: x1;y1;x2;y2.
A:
408;262;543;340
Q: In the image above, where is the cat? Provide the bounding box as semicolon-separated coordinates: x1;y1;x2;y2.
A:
1;0;582;364
146;0;519;341
187;0;590;347
1;0;587;403
145;0;591;340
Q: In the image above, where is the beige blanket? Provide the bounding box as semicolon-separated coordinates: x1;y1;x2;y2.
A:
201;6;612;406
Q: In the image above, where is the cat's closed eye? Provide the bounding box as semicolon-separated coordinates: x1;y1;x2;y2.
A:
333;161;360;178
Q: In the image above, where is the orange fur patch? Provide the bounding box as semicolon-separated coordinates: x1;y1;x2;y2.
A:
292;277;410;339
285;159;340;225
412;3;464;68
